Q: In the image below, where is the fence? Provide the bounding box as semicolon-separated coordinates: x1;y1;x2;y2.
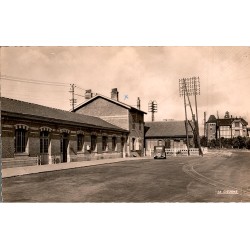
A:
150;147;208;157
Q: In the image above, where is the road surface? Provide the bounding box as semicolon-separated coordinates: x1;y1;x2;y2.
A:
3;150;250;202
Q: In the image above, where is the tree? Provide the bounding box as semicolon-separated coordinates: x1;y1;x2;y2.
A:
246;138;250;149
200;136;207;147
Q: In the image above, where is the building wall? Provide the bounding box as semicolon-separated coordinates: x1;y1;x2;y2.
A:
75;98;129;130
145;137;191;156
128;110;144;157
219;126;231;138
75;97;145;157
206;122;216;140
231;120;248;137
1;115;128;169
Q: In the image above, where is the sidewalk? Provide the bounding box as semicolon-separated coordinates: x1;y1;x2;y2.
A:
2;156;151;178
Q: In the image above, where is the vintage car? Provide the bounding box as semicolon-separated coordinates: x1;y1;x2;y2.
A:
153;146;166;159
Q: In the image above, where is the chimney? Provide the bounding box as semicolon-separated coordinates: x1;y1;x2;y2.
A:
111;88;119;101
137;97;141;110
85;89;93;100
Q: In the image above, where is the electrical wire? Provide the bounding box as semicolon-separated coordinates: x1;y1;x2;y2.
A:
0;75;70;87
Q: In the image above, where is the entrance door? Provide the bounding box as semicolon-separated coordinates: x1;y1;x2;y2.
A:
121;137;125;158
61;133;69;163
40;131;50;165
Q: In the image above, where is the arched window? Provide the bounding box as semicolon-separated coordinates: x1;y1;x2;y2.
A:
91;135;97;151
112;137;117;151
40;131;49;153
102;136;108;151
132;138;135;151
77;134;84;151
14;124;29;153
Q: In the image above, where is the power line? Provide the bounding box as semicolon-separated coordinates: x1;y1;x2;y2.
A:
75;85;86;91
74;93;85;98
0;75;70;86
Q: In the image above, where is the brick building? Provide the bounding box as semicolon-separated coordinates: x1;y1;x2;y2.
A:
145;120;194;154
72;88;146;157
1;97;128;168
206;111;248;141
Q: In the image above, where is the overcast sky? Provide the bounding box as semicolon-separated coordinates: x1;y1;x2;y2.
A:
1;46;250;128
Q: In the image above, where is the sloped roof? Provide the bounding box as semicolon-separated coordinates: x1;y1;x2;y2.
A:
72;94;147;114
217;118;248;126
145;121;193;138
207;114;248;126
207;115;217;123
1;97;128;132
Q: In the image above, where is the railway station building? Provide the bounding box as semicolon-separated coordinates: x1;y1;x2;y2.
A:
72;88;147;157
1;97;129;169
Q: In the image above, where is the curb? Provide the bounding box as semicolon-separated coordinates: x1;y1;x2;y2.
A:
2;157;152;178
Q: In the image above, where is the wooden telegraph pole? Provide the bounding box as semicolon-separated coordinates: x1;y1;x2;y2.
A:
69;84;77;111
0;46;3;202
148;100;157;122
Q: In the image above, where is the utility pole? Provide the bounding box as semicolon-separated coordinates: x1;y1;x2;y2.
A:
148;100;157;122
204;111;206;137
69;84;77;111
217;111;221;149
193;77;203;156
0;46;3;202
183;82;190;155
179;77;203;156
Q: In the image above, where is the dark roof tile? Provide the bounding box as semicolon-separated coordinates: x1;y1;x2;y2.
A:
145;121;193;138
1;97;128;132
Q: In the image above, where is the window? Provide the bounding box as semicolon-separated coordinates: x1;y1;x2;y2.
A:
132;114;136;130
60;132;69;153
77;134;84;151
112;137;117;151
102;136;108;151
235;122;240;127
40;131;49;153
91;135;97;151
132;138;135;151
139;120;142;130
235;130;240;136
15;129;27;153
158;140;163;146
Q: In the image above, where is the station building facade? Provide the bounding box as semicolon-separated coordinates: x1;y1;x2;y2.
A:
1;97;128;169
72;88;147;157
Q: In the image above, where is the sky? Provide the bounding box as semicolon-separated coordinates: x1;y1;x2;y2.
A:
1;46;250;130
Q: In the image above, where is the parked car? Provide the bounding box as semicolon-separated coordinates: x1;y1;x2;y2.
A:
153;146;166;159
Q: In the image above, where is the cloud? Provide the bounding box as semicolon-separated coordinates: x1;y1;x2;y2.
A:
2;46;250;123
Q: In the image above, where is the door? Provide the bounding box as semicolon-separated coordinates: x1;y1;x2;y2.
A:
40;131;50;165
121;137;125;158
61;133;69;162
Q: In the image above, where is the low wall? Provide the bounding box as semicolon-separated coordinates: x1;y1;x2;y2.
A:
149;147;208;157
2;152;124;169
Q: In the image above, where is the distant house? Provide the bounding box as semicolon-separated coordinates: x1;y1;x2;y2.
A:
206;115;217;140
145;120;194;154
1;97;128;168
206;111;248;141
71;88;147;157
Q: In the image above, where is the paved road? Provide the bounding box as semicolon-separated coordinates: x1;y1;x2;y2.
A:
3;151;250;202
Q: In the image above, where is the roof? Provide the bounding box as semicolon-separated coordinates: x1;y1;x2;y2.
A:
207;115;248;126
217;118;248;126
72;94;147;114
207;115;217;123
145;121;193;138
1;97;128;132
